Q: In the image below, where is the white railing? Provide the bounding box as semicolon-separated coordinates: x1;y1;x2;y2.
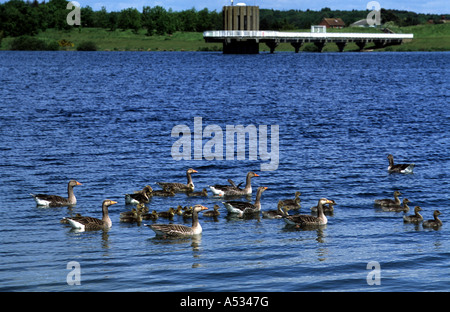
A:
203;30;413;40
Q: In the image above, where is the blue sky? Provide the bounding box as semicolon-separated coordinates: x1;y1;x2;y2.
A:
67;0;449;14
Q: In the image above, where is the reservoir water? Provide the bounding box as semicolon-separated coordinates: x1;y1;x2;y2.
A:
0;51;449;291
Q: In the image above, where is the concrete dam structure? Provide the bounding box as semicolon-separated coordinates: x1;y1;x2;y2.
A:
203;5;414;54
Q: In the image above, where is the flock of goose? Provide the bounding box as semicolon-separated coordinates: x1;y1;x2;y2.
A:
30;154;443;237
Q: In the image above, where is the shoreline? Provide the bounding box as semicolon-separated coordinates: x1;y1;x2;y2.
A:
1;24;449;52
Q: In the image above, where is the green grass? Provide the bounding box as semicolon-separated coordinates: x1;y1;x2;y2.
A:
1;24;449;52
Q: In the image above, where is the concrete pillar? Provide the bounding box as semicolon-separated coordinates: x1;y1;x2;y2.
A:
265;41;279;53
291;42;303;53
356;41;366;51
336;41;347;52
314;41;326;52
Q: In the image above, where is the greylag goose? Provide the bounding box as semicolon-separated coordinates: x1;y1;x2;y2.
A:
120;204;146;223
174;205;183;216
125;186;152;205
157;207;176;219
203;204;220;217
151;189;176;197
283;198;334;226
182;206;193;219
422;210;443;228
403;206;423;223
60;213;82;224
145;204;208;237
120;208;143;224
279;191;301;210
31;180;82;206
262;202;289;219
142;210;158;221
374;191;402;206
62;199;117;231
156;168;197;193
222;186;267;217
209;171;259;196
382;198;410;212
187;188;208;197
311;200;336;213
387;154;415;174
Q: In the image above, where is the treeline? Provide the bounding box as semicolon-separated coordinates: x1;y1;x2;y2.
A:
0;0;222;37
0;0;446;38
260;7;445;30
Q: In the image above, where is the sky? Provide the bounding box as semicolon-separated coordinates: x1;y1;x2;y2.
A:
61;0;449;14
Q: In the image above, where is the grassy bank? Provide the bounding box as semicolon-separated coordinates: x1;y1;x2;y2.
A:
1;23;449;52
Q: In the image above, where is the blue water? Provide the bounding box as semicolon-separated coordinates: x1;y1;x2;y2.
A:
0;51;449;292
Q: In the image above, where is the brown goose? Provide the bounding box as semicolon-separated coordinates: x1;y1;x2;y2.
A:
31;180;82;206
311;200;336;213
187;188;208;197
283;198;334;226
182;206;193;219
262;202;289;219
125;186;152;205
279;191;301;210
174;205;184;216
63;199;117;231
387;154;415;174
156;168;197;193
209;171;259;196
222;186;267;217
423;210;443;228
142;210;158;221
151;189;176;197
145;204;208;237
382;198;410;212
374;191;402;206
60;213;82;224
403;206;423;223
203;204;221;217
157;207;176;219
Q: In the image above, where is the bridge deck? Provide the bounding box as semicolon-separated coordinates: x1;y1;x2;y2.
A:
203;30;413;42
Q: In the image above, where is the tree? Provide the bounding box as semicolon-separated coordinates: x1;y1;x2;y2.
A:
118;8;141;33
142;6;175;36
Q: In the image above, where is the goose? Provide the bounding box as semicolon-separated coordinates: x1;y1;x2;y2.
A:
60;213;82;224
203;204;221;217
119;209;143;224
157;207;175;219
387;154;415;174
125;186;152;205
262;202;289;219
62;199;117;231
120;208;138;218
403;206;423;223
382;198;410;212
174;205;184;216
279;191;301;210
145;204;208;237
374;191;402;206
422;210;443;228
311;200;336;213
31;180;82;206
151;189;176;197
222;186;267;217
182;206;193;219
156;168;197;193
209;171;259;196
142;210;158;221
187;188;208;197
283;198;334;226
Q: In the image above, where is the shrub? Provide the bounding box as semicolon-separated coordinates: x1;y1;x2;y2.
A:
10;36;59;51
302;43;319;52
76;41;98;51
